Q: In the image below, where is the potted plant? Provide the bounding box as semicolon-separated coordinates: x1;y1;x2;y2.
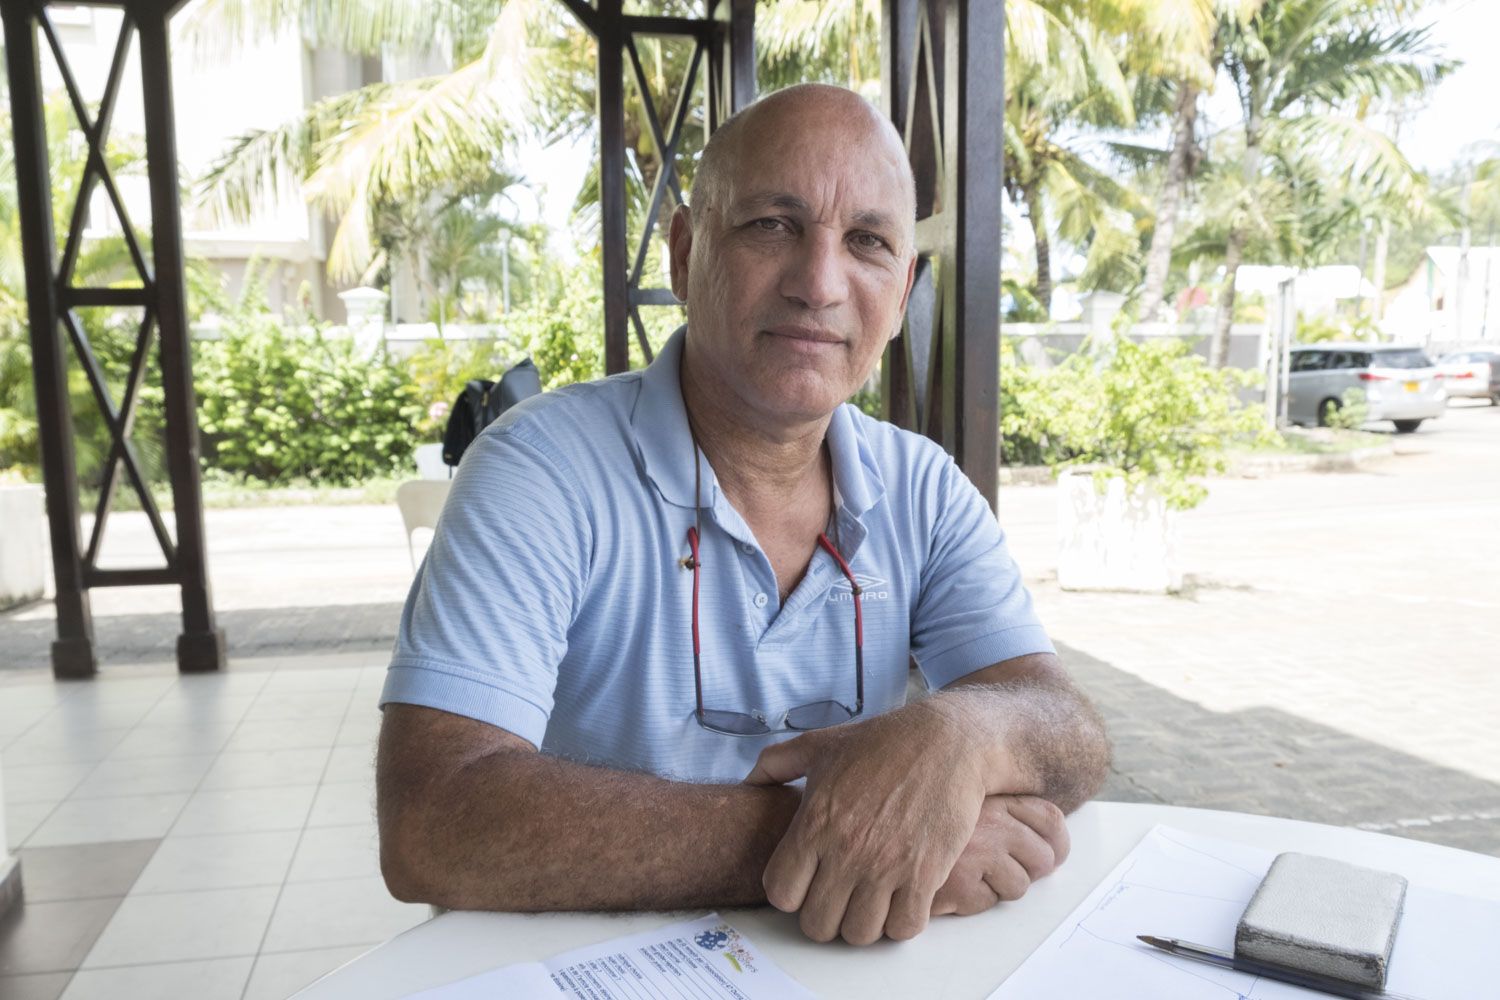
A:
0;468;45;610
1021;337;1269;593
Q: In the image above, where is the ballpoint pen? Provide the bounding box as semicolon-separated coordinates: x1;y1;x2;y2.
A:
1137;936;1422;1000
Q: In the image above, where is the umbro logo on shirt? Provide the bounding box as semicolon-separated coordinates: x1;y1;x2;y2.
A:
828;573;889;601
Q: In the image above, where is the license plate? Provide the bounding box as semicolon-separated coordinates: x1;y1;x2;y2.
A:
1405;381;1419;392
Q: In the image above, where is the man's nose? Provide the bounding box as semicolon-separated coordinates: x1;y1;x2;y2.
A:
779;230;850;311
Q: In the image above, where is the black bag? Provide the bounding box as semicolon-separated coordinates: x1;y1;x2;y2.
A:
440;357;542;468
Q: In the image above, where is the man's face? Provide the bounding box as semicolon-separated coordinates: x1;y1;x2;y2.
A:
670;98;917;427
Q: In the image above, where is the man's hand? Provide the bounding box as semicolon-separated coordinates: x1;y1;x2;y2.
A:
930;794;1069;917
743;701;993;946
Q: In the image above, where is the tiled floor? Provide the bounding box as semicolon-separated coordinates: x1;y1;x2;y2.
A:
0;655;427;1000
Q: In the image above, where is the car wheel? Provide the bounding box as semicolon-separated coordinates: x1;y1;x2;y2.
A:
1393;419;1423;434
1316;398;1341;427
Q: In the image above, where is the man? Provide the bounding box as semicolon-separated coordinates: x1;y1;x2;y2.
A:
377;84;1110;947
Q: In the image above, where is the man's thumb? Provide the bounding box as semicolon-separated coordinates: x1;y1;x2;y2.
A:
742;736;812;786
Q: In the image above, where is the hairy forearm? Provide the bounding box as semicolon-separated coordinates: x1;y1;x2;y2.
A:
380;745;800;913
927;655;1111;813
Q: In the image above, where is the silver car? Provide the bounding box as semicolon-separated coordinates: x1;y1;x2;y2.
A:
1287;344;1446;433
1436;349;1500;404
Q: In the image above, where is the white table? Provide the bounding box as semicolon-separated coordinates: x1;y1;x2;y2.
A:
296;802;1500;999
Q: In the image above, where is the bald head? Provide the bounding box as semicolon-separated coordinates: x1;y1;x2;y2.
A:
691;84;916;243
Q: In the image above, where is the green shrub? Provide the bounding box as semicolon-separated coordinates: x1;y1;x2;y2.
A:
0;331;37;477
194;313;423;485
1002;337;1273;509
1324;387;1369;429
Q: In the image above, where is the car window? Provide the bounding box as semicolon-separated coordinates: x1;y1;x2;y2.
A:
1291;351;1326;372
1370;350;1433;370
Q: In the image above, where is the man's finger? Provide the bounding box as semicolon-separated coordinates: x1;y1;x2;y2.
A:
982;855;1033;902
743;735;813;786
931;876;1000;917
839;882;892;946
1005;796;1071;863
762;833;819;912
797;866;855;944
883;885;933;941
1004;823;1058;882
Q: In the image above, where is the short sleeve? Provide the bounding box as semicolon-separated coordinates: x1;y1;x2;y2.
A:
910;456;1054;689
379;427;592;747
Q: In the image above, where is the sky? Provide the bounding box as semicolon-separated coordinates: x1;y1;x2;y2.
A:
1400;0;1500;170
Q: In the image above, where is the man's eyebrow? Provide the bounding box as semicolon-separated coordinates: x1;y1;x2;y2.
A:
732;192;810;215
732;193;901;233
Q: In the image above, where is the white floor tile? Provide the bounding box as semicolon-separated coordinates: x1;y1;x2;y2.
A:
107;724;238;760
224;718;342;753
260;669;361;694
134;696;257;730
4;799;54;847
242;945;371;1000
261;876;428;953
69;753;217;799
81;886;280;967
334;712;381;748
322;745;376;784
27;792;188;847
306;781;376;829
60;956;253;1000
41;698;158;731
1;727;132;765
133;829;299;893
1;761;96;804
198;748;331;791
287;823;380;883
171;784;318;837
73;676;176;701
241;695;352;725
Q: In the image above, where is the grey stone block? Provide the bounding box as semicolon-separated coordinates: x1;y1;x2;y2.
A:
1236;852;1407;989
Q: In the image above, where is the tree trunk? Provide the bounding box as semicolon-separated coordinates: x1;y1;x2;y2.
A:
1212;227;1245;368
1138;83;1199;323
1024;183;1053;316
1371;216;1390;321
1213;107;1265;368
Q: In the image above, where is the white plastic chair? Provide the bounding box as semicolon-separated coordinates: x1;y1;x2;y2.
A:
395;479;452;570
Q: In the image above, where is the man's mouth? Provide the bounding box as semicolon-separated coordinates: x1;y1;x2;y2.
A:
763;325;844;348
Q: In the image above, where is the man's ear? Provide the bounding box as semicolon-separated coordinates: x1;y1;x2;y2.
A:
667;203;693;302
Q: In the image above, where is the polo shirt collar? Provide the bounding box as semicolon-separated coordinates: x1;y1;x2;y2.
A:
631;325;886;521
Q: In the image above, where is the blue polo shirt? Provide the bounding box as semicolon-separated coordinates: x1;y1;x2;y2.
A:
380;327;1053;782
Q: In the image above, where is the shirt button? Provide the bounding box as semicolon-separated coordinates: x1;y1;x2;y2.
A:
740;542;754;554
752;592;769;608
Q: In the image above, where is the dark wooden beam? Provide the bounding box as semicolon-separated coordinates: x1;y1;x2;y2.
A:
1;0;98;678
882;0;1002;509
597;0;630;375
136;6;226;671
946;0;1002;509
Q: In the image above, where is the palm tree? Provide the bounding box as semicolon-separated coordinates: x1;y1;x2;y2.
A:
1128;0;1260;324
1204;0;1448;365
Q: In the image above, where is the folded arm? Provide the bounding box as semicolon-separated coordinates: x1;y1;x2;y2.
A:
377;703;800;912
745;650;1110;943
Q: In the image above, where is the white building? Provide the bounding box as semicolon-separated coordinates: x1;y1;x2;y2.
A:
1233;264;1379;319
1385;246;1500;346
41;2;446;322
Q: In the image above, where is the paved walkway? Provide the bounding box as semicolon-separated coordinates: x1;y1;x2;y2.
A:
5;402;1498;855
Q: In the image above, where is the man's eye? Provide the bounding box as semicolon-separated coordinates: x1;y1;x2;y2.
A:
754;218;786;232
852;233;888;251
